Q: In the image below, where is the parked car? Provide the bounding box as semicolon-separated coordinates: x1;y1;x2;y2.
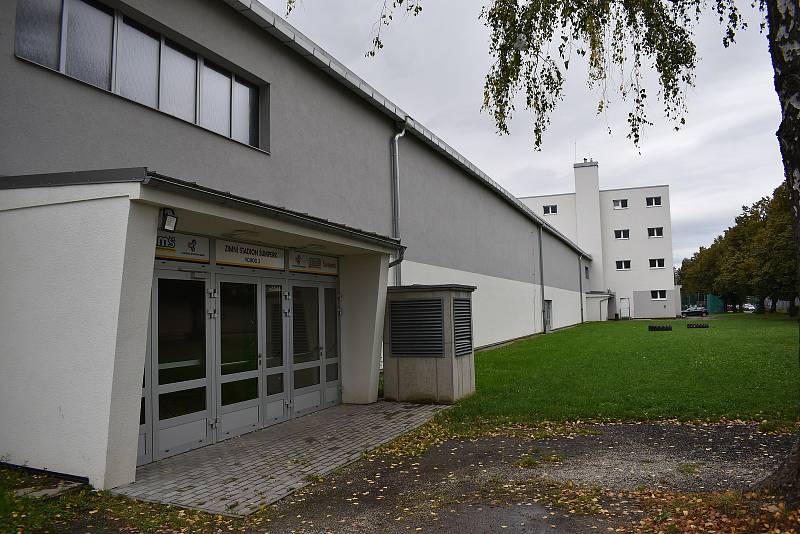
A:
743;303;756;312
681;305;709;317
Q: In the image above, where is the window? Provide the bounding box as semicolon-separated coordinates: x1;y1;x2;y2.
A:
615;260;631;271
651;290;667;300
584;266;590;279
648;227;664;238
543;204;558;215
14;0;262;149
161;41;197;122
65;0;114;90
613;199;629;209
646;196;662;207
614;229;630;240
649;258;665;269
117;18;159;107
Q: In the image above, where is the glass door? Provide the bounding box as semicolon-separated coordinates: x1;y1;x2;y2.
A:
215;276;262;440
152;272;213;459
322;286;341;408
290;284;323;416
263;282;289;426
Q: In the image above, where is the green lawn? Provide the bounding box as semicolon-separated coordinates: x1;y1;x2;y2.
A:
443;314;799;430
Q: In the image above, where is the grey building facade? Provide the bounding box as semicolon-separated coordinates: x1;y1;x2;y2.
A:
0;0;589;489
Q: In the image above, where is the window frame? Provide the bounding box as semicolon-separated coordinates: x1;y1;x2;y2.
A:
613;229;630;240
615;259;631;271
613;199;629;210
647;226;664;238
14;0;267;152
650;290;667;301
649;258;666;269
543;204;558;215
646;196;662;207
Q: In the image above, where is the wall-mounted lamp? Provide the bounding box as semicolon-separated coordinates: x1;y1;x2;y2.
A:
159;208;178;232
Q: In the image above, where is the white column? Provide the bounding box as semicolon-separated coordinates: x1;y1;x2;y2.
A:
0;194;154;488
574;162;605;291
338;253;389;404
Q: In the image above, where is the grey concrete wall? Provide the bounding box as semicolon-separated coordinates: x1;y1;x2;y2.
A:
541;230;582;291
0;0;394;236
633;289;677;318
399;135;540;283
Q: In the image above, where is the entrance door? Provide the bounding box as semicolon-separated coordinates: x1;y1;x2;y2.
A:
215;276;261;440
290;284;324;416
322;286;341;408
263;282;290;426
152;272;213;459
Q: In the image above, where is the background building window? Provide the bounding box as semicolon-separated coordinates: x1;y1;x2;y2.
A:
613;199;629;209
614;229;630;239
648;227;664;238
584;266;590;279
651;290;667;300
646;196;662;207
543;204;558;215
649;258;665;268
615;260;631;270
14;0;262;149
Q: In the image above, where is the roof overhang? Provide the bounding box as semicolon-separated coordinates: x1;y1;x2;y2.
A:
0;167;403;253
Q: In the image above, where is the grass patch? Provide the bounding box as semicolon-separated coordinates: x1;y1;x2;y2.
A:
443;314;799;430
677;462;701;476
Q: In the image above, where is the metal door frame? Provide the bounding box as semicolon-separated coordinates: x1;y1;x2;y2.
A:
288;282;325;417
151;269;214;461
320;283;341;408
214;274;263;441
262;278;291;427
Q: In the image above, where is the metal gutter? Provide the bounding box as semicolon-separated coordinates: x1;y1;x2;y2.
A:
218;0;591;261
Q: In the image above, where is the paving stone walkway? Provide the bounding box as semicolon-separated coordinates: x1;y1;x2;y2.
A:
112;402;443;516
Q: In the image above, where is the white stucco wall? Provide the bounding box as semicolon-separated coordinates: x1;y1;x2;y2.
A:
519;194;577;241
543;285;584;330
339;253;389;404
0;191;155;488
401;260;540;347
599;185;675;318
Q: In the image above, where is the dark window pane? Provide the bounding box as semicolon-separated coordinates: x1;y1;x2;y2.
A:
221;378;258;406
117;18;159;107
65;0;113;89
324;288;338;358
232;77;258;146
220;282;258;375
158;279;206;384
15;0;62;69
293;367;320;390
293;286;319;364
326;363;338;382
266;373;283;395
159;387;206;420
140;397;146;425
200;61;230;136
265;285;283;368
161;41;196;122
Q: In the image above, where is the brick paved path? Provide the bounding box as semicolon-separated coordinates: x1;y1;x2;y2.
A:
113;402;442;516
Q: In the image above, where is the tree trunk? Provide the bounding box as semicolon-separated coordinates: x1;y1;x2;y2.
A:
759;0;800;504
790;297;798;317
771;296;778;313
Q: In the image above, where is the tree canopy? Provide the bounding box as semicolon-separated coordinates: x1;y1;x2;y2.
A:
677;183;797;312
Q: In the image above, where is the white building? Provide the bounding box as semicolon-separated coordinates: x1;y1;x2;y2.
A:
520;160;681;319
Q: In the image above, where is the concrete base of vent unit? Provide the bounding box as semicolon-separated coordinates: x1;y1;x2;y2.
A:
382;285;476;404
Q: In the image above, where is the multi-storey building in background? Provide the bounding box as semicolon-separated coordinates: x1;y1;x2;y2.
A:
521;160;681;319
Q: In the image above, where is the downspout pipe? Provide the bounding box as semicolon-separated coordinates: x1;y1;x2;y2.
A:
538;225;546;332
578;255;585;323
388;121;408;284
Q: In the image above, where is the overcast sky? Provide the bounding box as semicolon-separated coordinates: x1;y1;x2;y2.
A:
259;0;784;266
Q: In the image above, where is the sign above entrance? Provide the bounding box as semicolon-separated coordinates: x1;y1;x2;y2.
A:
155;232;210;263
289;251;339;276
216;240;285;271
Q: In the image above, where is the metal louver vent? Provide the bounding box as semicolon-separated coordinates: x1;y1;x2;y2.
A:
390;299;444;357
453;298;472;357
